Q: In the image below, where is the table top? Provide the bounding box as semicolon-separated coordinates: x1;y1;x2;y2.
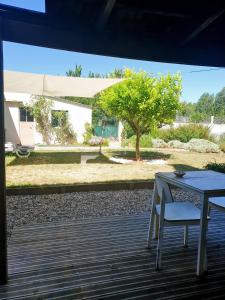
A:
156;170;225;195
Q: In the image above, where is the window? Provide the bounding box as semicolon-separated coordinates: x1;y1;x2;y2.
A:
19;107;34;122
51;110;68;127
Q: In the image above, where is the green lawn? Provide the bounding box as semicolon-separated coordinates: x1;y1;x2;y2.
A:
6;149;225;187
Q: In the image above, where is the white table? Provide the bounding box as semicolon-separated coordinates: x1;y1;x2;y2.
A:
148;170;225;277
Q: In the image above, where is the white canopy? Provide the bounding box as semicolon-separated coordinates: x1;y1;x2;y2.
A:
3;70;122;98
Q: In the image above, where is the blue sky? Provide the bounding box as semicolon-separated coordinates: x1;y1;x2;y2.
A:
2;0;225;103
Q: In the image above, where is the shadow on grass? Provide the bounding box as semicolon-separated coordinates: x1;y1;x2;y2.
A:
7;151;119;166
7;149;171;166
86;153;119;164
108;150;171;160
170;164;201;172
7;151;82;166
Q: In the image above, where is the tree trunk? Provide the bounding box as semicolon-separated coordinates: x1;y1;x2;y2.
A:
136;132;141;161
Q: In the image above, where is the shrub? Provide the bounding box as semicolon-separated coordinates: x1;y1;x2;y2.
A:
167;140;188;150
218;134;225;152
187;138;220;153
219;133;225;143
205;162;225;173
158;124;213;143
140;134;152;148
102;139;109;146
121;122;135;139
122;134;152;148
83;123;93;144
121;135;135;147
152;138;167;148
28;96;53;145
88;136;109;146
54;122;77;145
220;143;225;152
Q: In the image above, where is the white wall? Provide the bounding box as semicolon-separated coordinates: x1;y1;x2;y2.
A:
208;124;225;137
4;93;92;144
4;101;20;144
163;122;225;138
52;99;92;143
5;92;30;103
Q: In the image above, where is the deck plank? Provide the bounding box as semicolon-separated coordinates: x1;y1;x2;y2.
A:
1;211;225;299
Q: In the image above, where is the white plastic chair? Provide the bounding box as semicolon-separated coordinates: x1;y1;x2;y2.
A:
148;178;208;270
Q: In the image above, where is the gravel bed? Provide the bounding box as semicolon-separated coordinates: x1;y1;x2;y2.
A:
7;189;200;239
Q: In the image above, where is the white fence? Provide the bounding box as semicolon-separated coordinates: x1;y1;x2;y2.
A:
163;122;225;138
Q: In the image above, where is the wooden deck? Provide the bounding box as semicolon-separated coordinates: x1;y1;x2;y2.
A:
1;210;225;299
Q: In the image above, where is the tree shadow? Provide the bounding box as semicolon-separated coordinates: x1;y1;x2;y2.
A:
109;150;171;160
7;149;171;166
170;163;201;172
86;153;119;164
7;151;120;166
7;151;83;166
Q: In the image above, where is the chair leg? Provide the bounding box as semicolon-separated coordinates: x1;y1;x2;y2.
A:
154;214;159;239
208;205;211;216
184;225;188;248
156;219;164;270
147;209;155;248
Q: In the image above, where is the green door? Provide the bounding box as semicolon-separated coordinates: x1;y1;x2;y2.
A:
94;124;118;138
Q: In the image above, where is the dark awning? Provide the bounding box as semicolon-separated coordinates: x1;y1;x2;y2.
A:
1;1;225;67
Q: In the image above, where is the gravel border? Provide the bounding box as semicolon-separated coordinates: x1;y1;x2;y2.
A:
7;189;200;239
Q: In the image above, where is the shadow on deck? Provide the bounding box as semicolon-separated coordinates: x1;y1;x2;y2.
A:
1;211;225;299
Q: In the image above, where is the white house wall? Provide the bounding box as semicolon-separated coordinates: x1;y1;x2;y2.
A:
51;100;92;143
163;122;225;138
4;92;92;145
4;101;21;144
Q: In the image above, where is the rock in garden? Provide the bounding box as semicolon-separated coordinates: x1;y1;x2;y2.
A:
152;138;168;148
187;138;220;153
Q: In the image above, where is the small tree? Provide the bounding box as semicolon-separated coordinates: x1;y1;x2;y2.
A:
98;69;182;160
28;95;53;145
83;122;93;144
52;111;77;144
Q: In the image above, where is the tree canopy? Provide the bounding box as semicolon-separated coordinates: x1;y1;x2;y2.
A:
196;93;214;117
98;69;182;160
65;66;124;127
181;87;225;123
214;87;225;121
66;64;82;77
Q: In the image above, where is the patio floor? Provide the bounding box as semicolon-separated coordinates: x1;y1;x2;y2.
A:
1;210;225;299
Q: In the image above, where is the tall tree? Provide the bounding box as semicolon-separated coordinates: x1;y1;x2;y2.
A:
98;69;182;160
215;87;225;122
108;68;125;78
88;71;103;78
179;101;196;118
66;64;82;77
195;93;214;120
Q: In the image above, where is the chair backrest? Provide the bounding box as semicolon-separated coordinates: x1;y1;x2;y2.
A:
155;177;173;203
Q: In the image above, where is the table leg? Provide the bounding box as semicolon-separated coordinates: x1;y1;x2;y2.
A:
197;194;208;277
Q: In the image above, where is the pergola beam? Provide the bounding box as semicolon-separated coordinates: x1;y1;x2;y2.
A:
182;8;225;45
3;13;225;67
116;4;191;19
1;4;225;66
97;0;116;30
